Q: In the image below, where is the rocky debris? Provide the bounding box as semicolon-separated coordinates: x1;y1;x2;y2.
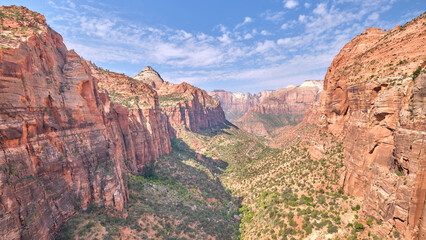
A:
235;80;323;135
208;90;272;121
304;13;426;239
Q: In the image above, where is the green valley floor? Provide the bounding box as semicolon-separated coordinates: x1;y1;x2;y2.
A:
57;122;397;240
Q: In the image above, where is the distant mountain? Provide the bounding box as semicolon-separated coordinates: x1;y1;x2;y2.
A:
235;80;323;135
208;90;272;121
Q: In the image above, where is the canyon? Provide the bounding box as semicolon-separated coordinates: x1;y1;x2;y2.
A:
208;90;272;121
0;5;425;240
235;80;323;135
315;16;426;238
210;80;323;135
272;13;426;239
0;6;225;239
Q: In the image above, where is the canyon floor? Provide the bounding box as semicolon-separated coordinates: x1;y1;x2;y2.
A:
57;123;396;240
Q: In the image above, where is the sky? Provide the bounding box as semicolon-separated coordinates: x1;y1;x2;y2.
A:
2;0;425;93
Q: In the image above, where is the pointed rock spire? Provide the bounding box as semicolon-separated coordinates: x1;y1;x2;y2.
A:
134;66;164;88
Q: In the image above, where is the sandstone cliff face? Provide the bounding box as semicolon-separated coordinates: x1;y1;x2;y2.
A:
88;64;172;170
208;90;272;121
135;68;226;133
0;6;172;239
235;80;323;135
317;14;425;239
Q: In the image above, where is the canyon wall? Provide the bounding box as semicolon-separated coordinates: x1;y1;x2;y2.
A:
315;14;425;239
208;90;272;121
235;80;323;135
136;67;226;133
0;6;225;239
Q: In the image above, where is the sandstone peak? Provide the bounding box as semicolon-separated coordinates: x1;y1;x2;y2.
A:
361;26;385;35
299;80;324;90
134;66;164;88
143;66;155;72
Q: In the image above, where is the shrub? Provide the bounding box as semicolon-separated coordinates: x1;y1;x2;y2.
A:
366;217;374;227
412;66;422;81
395;169;404;177
327;224;338;234
354;222;364;232
394;231;400;238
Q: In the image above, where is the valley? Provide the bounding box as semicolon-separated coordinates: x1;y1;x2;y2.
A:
0;5;425;240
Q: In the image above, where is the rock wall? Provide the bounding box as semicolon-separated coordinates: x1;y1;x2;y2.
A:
208;90;272;121
235;81;323;135
319;14;426;239
0;6;172;239
135;68;226;133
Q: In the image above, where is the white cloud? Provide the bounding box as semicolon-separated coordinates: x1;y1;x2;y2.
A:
260;30;272;36
235;17;253;29
284;0;299;9
255;40;276;53
277;38;291;45
261;11;285;22
281;23;289;29
313;3;327;15
244;33;253;39
46;0;406;92
368;12;380;21
304;3;311;8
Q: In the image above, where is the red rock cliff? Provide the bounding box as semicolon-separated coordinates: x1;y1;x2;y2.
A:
0;6;171;239
235;80;323;135
135;67;226;134
318;14;425;239
208;90;272;121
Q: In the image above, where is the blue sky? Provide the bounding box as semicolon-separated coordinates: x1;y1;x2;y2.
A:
2;0;425;92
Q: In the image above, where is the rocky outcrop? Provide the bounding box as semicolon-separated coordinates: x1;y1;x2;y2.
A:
208;90;272;121
235;80;323;135
134;66;165;89
313;13;425;239
135;67;226;133
0;6;172;239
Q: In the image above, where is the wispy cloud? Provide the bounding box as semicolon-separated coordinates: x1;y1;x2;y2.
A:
261;10;285;22
235;17;253;29
44;0;413;92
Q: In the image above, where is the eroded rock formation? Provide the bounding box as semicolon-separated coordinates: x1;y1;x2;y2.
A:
235;80;323;135
308;14;425;239
0;6;225;239
135;67;226;133
208;90;272;121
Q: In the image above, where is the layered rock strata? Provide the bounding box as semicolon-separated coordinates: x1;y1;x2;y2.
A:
315;14;425;239
235;80;323;135
208;90;272;121
0;6;173;239
135;67;226;133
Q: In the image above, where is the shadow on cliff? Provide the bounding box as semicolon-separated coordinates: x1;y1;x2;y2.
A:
141;136;243;238
195;120;238;137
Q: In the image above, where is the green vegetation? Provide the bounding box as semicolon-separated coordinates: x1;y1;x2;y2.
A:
158;93;189;107
57;122;387;239
412;66;422;81
238;111;302;135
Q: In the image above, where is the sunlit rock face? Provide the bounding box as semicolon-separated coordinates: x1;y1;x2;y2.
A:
308;13;426;239
0;6;173;239
136;67;226;134
0;6;228;238
234;81;323;135
208;90;272;121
